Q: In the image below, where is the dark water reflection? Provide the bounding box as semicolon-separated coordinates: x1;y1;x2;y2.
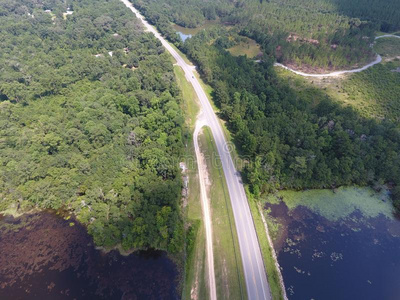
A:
0;212;179;300
266;201;400;300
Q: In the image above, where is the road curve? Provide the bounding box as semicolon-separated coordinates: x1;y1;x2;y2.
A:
194;120;217;300
120;0;272;299
275;34;400;77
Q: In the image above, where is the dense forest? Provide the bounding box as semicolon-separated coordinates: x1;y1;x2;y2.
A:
0;0;185;252
132;2;400;211
188;32;400;209
132;0;400;70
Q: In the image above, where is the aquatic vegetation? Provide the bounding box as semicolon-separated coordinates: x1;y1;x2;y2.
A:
265;187;400;299
266;187;394;221
264;209;282;240
311;250;325;260
330;252;343;262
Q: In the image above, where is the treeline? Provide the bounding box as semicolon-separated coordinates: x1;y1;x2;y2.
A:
181;30;400;210
332;0;400;32
0;0;185;252
132;0;229;28
131;0;400;209
132;0;400;70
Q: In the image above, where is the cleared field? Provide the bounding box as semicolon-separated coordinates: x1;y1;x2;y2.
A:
228;37;261;58
276;57;400;123
173;20;220;36
375;37;400;58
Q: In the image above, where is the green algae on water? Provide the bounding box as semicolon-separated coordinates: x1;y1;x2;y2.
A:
266;187;394;221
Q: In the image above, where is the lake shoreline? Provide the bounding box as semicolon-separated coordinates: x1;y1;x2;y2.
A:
0;210;181;299
262;186;400;299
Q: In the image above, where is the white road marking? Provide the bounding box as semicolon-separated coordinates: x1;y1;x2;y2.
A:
120;1;272;299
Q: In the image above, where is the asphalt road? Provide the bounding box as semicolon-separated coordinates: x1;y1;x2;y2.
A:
120;0;272;299
275;34;400;77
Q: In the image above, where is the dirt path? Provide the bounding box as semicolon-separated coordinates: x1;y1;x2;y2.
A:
194;119;217;300
120;1;272;298
275;34;400;77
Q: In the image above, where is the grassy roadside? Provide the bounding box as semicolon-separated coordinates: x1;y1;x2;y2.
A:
170;42;194;66
191;71;248;172
198;126;247;300
179;50;284;299
174;66;198;128
198;71;285;300
247;191;285;300
174;65;209;300
176;61;248;299
173;41;285;299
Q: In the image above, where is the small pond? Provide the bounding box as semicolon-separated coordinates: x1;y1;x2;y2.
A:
0;211;179;300
265;187;400;300
177;31;192;42
173;20;222;42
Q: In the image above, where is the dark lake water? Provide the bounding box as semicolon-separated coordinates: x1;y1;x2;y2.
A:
266;200;400;300
0;212;179;300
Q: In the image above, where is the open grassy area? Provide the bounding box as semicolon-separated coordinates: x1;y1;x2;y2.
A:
375;37;400;58
341;59;400;122
276;57;400;123
198;126;247;300
275;34;400;124
227;37;261;58
172;20;220;36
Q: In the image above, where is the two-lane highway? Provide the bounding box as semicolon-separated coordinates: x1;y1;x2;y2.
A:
120;1;272;299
